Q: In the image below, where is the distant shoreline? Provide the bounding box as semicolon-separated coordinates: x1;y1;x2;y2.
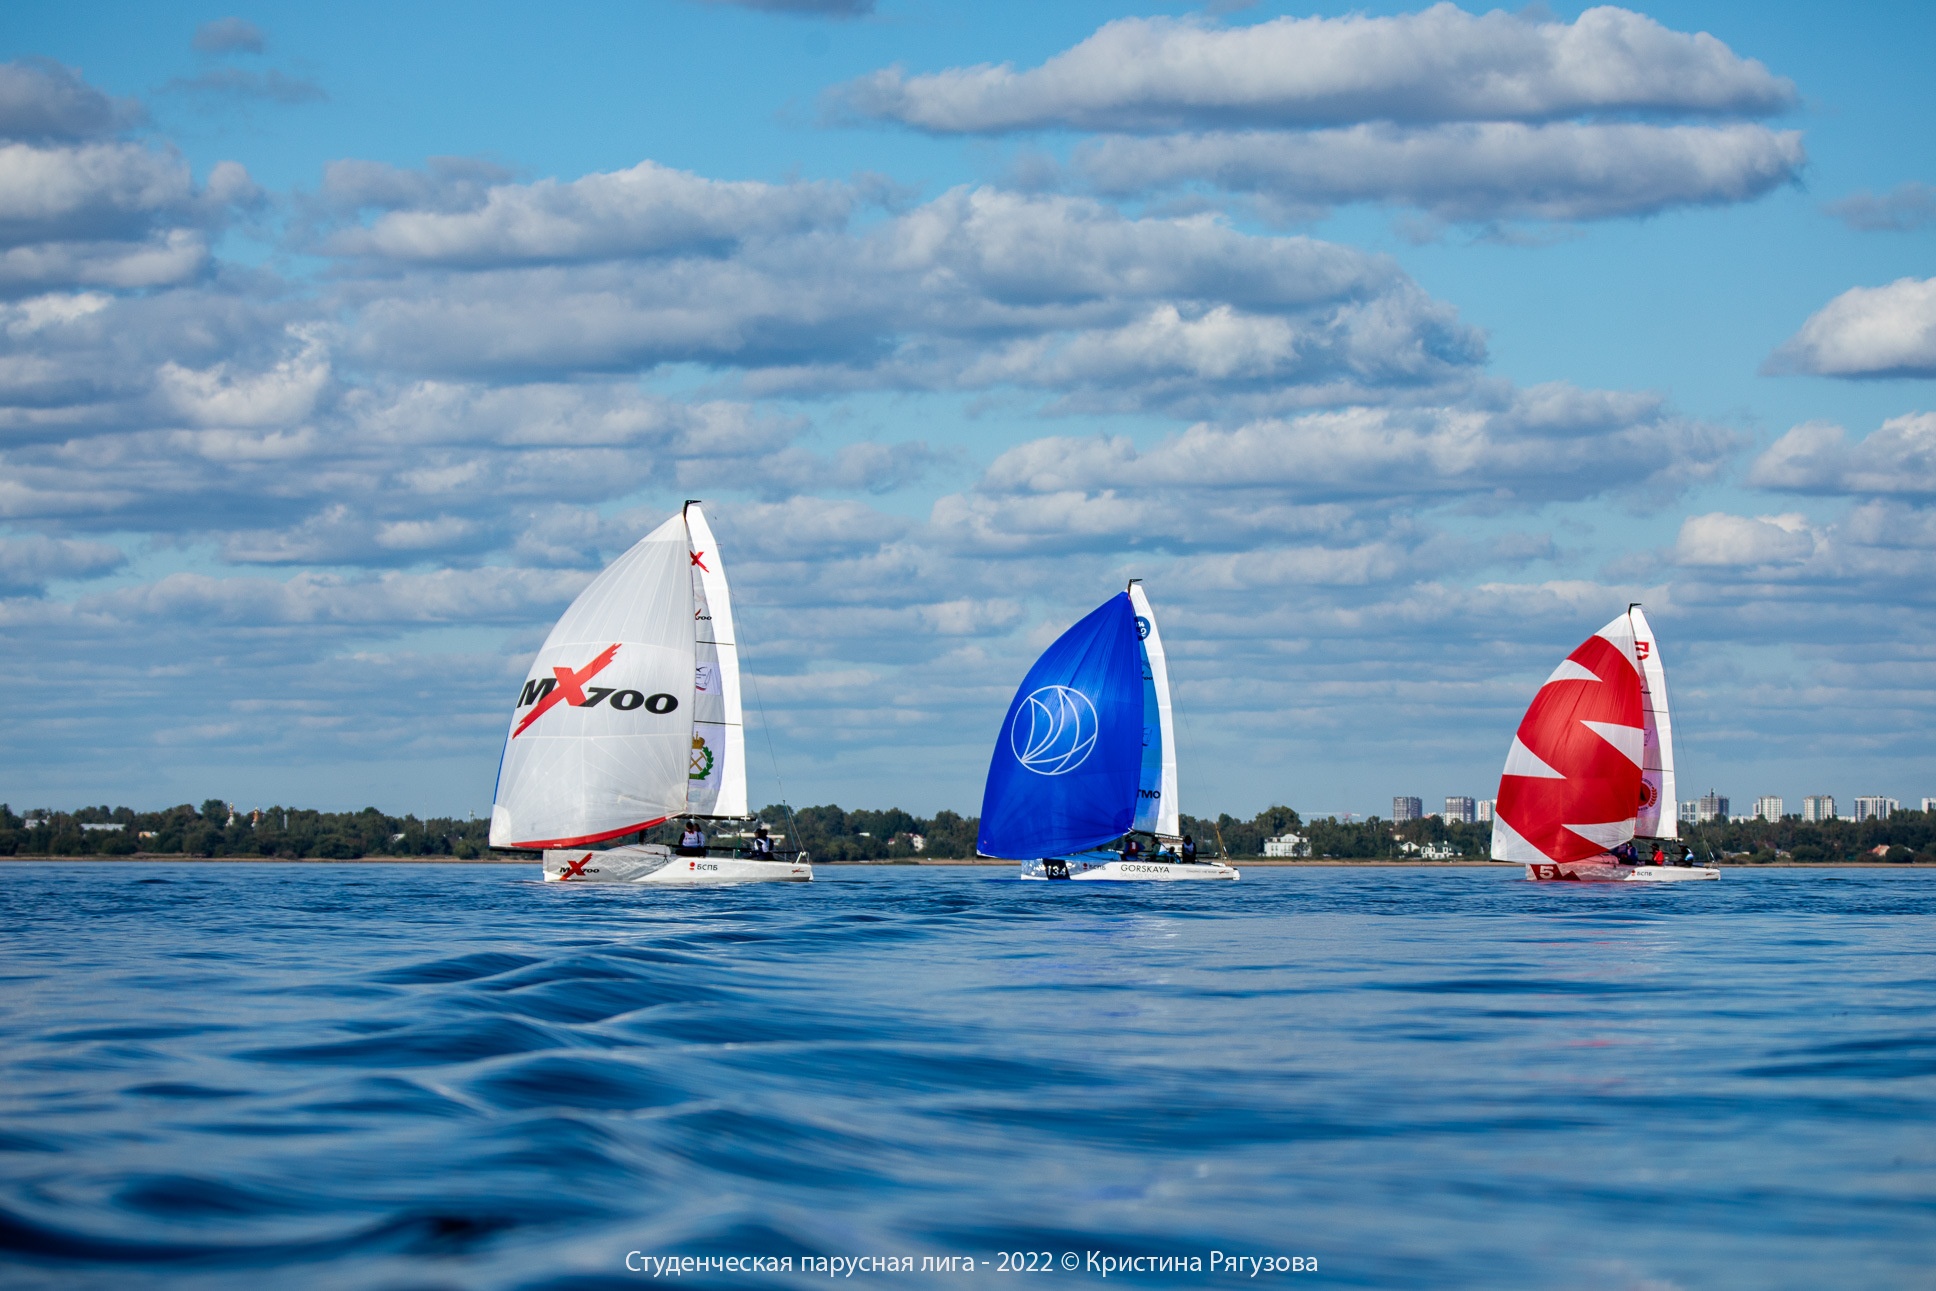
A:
2;855;1930;869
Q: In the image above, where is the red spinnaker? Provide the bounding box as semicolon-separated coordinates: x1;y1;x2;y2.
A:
1494;626;1645;864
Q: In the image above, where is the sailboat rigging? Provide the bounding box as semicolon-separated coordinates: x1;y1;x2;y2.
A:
1490;605;1716;882
980;582;1238;882
488;501;811;884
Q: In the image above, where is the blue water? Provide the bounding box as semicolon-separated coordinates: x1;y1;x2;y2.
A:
1;865;1931;1289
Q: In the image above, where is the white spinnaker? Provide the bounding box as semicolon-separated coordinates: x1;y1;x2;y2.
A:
1128;582;1180;839
489;515;696;849
1627;604;1678;840
683;503;747;819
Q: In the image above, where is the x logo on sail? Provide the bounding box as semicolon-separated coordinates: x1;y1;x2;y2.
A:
512;644;620;738
559;854;592;880
690;549;708;572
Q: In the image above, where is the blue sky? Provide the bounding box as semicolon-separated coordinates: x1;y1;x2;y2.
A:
2;1;1932;819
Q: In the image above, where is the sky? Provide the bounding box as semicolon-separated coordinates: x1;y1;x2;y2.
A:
1;0;1932;820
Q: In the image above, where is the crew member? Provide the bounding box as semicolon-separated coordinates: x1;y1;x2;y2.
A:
1181;834;1198;863
679;820;707;856
1651;843;1665;865
750;825;774;859
1121;836;1143;860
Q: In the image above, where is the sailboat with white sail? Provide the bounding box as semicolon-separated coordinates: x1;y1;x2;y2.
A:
488;501;811;884
981;582;1238;882
1490;605;1716;882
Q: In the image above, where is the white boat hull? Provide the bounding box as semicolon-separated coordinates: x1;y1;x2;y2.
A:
1525;861;1718;883
543;844;811;884
1019;851;1239;881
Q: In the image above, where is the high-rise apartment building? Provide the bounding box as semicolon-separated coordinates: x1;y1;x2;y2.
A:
1802;795;1836;823
1854;796;1898;822
1923;798;1936;814
1694;791;1728;823
1444;796;1476;824
1753;795;1785;822
1477;799;1494;823
1392;796;1423;822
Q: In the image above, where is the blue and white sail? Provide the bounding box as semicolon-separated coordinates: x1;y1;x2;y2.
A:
977;593;1146;859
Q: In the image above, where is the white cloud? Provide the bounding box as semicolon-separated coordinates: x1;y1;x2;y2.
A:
193;19;267;56
0;533;125;592
1826;182;1936;233
1766;277;1936;378
970;385;1736;507
1675;511;1817;567
833;7;1794;134
0;142;197;245
0;59;142;142
157;328;330;427
108;565;586;626
1747;415;1936;496
324;159;856;267
1078;122;1804;222
337;186;1477;411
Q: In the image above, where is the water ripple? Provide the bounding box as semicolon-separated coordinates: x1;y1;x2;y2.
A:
0;864;1931;1289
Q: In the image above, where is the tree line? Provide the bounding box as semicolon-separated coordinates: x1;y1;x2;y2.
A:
0;801;492;859
3;800;1930;863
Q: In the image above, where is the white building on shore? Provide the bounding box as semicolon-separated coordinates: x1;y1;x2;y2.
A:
1263;832;1310;858
1854;796;1898;822
1802;795;1836;823
1753;795;1785;822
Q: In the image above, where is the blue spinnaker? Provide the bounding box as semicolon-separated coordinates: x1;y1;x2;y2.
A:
978;593;1144;858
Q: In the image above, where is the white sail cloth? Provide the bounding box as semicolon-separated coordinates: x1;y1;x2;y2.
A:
1628;605;1678;840
1128;582;1180;839
685;504;748;819
490;504;746;850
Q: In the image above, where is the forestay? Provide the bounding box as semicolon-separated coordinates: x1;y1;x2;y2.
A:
1128;582;1179;839
977;593;1145;859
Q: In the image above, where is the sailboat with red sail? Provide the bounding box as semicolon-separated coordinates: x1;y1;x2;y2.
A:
1490;606;1718;882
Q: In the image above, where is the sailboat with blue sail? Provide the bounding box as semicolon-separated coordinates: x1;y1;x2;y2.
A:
980;582;1239;882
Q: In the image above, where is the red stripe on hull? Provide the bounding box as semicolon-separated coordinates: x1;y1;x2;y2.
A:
510;817;668;850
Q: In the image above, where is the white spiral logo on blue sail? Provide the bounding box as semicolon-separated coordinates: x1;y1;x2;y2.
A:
1012;685;1099;776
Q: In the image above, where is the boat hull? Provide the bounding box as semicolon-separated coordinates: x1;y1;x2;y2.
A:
1525;861;1718;882
1019;852;1239;881
543;845;811;884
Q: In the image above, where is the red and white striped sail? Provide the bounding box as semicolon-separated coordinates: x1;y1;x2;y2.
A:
1490;614;1648;866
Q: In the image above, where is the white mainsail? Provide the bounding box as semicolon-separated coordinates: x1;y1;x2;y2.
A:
1627;604;1678;840
1128;581;1180;839
684;502;747;819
